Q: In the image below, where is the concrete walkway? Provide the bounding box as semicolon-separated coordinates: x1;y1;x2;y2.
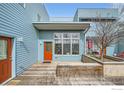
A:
6;62;117;85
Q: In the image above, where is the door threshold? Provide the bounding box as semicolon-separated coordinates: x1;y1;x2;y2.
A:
43;60;52;63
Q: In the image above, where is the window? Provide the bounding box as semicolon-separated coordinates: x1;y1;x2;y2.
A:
54;33;62;39
54;33;62;55
72;39;79;55
55;39;62;54
63;33;70;38
63;39;71;55
54;33;80;55
46;42;52;52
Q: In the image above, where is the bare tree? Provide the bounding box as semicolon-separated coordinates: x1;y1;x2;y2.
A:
92;8;124;61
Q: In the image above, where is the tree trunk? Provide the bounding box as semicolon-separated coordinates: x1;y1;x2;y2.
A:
101;48;104;61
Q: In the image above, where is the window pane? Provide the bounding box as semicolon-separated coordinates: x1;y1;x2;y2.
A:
63;33;70;38
54;33;62;38
63;39;71;55
72;39;79;54
46;42;52;52
55;39;62;43
55;39;62;54
72;33;80;38
63;44;71;55
0;40;7;60
72;39;79;44
55;44;62;54
72;44;79;54
63;39;70;44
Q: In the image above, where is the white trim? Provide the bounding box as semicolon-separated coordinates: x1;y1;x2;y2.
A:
33;22;90;30
43;40;53;61
12;38;16;78
1;77;13;85
84;34;87;55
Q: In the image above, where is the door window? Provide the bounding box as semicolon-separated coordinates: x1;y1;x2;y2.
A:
0;40;7;60
46;42;52;52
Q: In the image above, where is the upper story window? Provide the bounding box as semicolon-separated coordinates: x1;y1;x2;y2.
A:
18;3;26;8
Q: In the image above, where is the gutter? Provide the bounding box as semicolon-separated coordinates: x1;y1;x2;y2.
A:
83;24;90;34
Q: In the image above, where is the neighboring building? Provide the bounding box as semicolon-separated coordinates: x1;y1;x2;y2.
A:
73;8;118;56
0;3;119;84
113;4;124;57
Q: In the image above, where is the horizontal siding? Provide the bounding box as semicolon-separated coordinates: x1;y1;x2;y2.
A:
0;3;49;75
118;39;124;53
78;8;118;18
73;10;78;22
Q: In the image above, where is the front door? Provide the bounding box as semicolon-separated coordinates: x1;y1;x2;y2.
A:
0;36;12;84
44;42;52;62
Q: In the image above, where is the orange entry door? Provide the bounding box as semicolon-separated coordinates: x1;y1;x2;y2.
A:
0;36;12;84
44;42;52;62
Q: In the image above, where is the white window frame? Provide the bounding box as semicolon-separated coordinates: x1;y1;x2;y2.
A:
54;32;80;56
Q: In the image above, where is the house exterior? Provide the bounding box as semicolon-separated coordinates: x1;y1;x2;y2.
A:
0;3;120;84
0;3;49;83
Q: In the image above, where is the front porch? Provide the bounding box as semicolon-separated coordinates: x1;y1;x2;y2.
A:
6;62;120;85
34;22;90;63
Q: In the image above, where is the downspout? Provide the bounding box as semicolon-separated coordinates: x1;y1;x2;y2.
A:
84;25;90;55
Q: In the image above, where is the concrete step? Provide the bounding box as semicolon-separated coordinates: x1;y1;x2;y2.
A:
28;68;56;71
32;63;57;66
8;79;56;85
22;71;56;75
15;75;55;79
31;66;57;69
32;64;57;67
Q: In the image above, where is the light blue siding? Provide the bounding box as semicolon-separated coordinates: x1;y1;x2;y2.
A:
106;44;118;56
118;39;124;53
0;4;49;76
38;31;85;62
50;17;73;22
73;10;78;22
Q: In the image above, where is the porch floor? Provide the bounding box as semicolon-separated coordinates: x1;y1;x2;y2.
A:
5;62;124;85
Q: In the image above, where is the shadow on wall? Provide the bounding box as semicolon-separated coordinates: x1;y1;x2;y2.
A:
20;42;30;53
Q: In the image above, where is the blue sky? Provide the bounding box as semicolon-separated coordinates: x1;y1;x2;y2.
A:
45;3;113;17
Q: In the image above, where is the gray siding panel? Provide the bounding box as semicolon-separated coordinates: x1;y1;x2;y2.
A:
0;3;49;75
